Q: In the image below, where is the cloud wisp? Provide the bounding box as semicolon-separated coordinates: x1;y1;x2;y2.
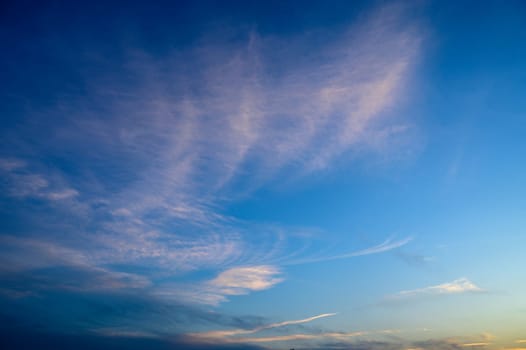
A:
186;312;338;341
154;265;284;305
209;266;284;293
285;236;413;265
385;278;485;301
0;159;79;202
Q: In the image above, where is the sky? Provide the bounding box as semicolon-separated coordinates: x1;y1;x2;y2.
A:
1;0;526;349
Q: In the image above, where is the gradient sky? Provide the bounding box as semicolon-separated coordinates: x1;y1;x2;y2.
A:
1;1;526;349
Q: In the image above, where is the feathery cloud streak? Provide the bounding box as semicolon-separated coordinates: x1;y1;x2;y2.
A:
386;278;484;301
285;236;413;265
186;312;337;341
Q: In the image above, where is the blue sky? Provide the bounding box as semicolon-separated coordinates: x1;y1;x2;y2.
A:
1;1;526;349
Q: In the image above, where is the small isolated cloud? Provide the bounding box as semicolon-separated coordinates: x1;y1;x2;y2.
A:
154;265;284;305
386;278;484;301
45;189;79;200
208;265;283;295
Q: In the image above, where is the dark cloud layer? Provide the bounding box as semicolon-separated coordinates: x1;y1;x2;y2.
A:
0;290;268;340
0;329;265;350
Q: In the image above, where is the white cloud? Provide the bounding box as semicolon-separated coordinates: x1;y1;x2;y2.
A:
53;1;420;216
0;158;79;201
9;173;49;198
286;236;413;265
257;313;337;331
209;265;283;294
186;312;338;341
162;265;284;305
387;278;484;300
45;188;79;200
349;237;414;257
0;236;150;291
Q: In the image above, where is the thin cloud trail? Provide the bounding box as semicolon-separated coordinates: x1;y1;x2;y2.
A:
283;236;413;266
186;313;337;340
382;278;485;303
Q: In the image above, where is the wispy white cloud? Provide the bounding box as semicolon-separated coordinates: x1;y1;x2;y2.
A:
45;189;79;200
386;278;484;301
91;224;243;273
7;173;49;198
337;236;413;258
0;235;151;292
156;265;283;305
0;235;89;272
187;312;337;340
0;158;79;201
186;313;336;342
254;313;337;331
208;265;283;294
46;1;420;212
286;236;413;265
